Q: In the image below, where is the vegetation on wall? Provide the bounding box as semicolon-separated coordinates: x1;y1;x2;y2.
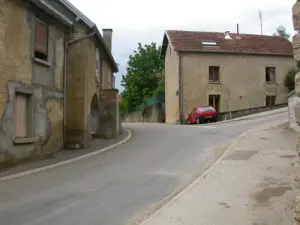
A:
120;42;164;113
284;61;300;91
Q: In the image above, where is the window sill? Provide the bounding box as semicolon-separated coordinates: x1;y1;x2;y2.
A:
208;81;221;84
13;137;38;145
265;82;277;84
33;58;51;67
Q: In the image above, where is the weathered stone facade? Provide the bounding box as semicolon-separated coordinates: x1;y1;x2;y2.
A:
293;1;300;224
0;1;64;168
0;0;120;168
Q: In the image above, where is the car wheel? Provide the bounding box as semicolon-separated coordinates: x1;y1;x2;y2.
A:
196;118;200;124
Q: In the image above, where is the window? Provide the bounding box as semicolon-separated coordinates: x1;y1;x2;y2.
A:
95;48;100;83
100;58;104;88
209;95;220;112
35;20;49;61
265;67;276;83
112;74;115;88
266;95;276;106
14;94;29;138
209;66;220;82
108;68;111;82
201;41;217;46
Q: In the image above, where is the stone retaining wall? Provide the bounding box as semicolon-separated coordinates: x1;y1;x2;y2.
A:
292;1;300;224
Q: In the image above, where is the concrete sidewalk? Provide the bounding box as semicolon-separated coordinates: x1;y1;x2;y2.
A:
0;128;131;180
218;107;287;124
141;122;297;225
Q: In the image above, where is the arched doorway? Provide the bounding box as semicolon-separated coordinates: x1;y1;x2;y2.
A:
90;93;99;134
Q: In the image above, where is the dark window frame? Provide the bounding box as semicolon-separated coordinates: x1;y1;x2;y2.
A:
209;66;220;82
265;67;276;83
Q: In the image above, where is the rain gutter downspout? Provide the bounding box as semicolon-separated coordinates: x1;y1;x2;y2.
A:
178;53;183;124
63;19;96;147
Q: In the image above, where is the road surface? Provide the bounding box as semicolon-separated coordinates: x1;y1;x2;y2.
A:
0;112;287;225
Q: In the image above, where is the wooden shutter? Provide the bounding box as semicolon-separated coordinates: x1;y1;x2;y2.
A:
35;22;48;55
14;95;27;138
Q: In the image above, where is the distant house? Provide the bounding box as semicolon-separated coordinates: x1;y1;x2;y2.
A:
161;30;295;124
0;0;119;168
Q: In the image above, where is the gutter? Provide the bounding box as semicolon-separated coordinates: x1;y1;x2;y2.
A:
177;50;293;58
178;54;183;124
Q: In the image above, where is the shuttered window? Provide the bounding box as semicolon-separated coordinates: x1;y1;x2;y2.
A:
14;94;28;138
35;21;48;61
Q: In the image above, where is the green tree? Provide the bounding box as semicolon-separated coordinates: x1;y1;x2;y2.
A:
273;25;291;40
284;68;297;91
284;61;300;91
121;42;164;112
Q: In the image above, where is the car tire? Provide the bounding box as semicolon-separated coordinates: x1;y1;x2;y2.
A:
196;118;200;124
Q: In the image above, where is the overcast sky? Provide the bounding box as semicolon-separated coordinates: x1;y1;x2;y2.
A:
69;0;295;92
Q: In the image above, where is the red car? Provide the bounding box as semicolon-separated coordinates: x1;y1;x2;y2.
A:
187;106;217;124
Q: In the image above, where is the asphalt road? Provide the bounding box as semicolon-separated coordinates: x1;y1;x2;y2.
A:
0;112;287;225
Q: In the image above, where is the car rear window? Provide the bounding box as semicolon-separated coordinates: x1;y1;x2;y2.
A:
197;106;215;112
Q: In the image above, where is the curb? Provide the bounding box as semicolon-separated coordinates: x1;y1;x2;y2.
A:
213;109;287;125
139;120;287;224
0;128;132;182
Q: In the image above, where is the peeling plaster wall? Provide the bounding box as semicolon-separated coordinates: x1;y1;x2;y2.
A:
292;1;300;224
66;22;96;148
0;1;64;168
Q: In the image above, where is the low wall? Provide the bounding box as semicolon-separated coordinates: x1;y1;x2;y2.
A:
217;103;288;121
288;91;300;131
122;103;165;123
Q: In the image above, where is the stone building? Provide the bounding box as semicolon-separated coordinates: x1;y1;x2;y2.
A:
161;30;295;124
0;0;119;168
292;1;300;224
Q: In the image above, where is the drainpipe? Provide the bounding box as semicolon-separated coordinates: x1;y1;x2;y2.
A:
67;31;96;46
63;19;96;147
178;54;183;124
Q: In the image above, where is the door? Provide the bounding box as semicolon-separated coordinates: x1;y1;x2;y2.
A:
14;94;27;138
209;95;220;113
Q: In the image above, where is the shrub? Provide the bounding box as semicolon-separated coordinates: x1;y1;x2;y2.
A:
284;68;297;91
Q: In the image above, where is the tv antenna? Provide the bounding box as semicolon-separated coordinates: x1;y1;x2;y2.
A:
259;11;263;35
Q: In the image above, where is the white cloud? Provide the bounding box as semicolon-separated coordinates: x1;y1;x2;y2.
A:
69;0;296;91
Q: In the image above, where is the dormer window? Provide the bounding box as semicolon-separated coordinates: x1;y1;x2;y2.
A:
201;41;217;46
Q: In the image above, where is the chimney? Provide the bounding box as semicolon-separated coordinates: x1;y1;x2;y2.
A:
102;28;113;51
237;24;239;35
224;31;232;39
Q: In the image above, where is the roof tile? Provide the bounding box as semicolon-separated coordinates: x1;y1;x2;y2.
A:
166;30;293;56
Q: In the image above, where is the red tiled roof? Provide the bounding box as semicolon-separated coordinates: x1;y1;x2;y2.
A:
164;30;293;56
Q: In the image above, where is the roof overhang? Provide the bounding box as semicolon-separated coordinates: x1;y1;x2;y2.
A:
160;31;170;60
29;0;73;27
177;50;294;58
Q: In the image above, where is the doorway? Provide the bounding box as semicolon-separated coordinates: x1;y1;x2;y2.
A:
90;93;99;134
209;95;220;112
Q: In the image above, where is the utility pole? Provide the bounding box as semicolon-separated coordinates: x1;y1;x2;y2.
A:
259;11;263;35
227;89;232;119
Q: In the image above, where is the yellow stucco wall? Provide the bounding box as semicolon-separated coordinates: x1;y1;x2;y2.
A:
0;1;32;120
0;1;65;167
164;43;179;124
180;53;295;116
